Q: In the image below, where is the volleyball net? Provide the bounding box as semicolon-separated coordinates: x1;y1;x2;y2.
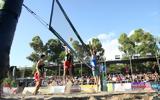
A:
49;0;91;68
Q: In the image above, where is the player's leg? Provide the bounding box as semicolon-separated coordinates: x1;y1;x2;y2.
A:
33;79;42;95
68;62;73;77
92;70;96;85
63;61;69;84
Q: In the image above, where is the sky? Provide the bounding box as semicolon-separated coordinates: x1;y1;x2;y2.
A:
10;0;160;67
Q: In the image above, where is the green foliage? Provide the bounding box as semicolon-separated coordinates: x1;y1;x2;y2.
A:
31;64;36;74
127;63;151;73
30;36;46;54
15;68;21;78
24;68;33;77
46;69;57;76
118;29;158;59
155;36;160;57
130;29;144;43
27;36;64;74
11;80;17;87
46;39;63;62
27;36;64;63
88;38;105;61
118;29;159;73
118;33;128;45
89;38;102;50
59;51;66;61
2;77;17;87
26;52;39;62
71;40;84;58
108;64;125;74
3;77;12;85
71;38;105;62
118;33;135;55
72;40;81;50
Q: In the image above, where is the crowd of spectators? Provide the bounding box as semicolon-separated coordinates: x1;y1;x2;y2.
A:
28;63;160;86
107;72;159;83
42;76;95;86
38;72;159;87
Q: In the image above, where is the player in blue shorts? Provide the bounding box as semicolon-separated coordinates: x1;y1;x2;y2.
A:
90;49;99;85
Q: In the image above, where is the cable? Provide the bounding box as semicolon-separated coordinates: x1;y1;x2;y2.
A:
22;4;49;29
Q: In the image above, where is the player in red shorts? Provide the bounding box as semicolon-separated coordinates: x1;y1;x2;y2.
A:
33;54;45;95
63;46;73;83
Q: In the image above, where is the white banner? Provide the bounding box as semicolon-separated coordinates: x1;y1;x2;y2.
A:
114;83;131;91
3;87;17;95
51;86;65;93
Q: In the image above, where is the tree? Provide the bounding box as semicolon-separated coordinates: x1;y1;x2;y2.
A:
118;33;135;58
27;36;64;75
27;36;64;63
72;40;85;58
118;29;159;73
27;36;46;62
21;67;33;77
108;64;124;74
26;52;39;62
119;29;158;58
155;36;160;57
45;39;64;62
88;38;105;60
29;36;46;54
71;38;105;62
130;29;157;57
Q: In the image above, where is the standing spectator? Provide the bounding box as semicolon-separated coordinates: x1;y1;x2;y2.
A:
125;65;129;74
87;77;90;85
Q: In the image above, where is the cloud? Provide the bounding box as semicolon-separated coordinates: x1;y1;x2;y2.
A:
88;33;122;60
128;30;135;37
102;38;122;60
97;33;115;41
87;33;115;43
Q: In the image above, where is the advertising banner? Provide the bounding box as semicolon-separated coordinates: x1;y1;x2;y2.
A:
114;83;131;91
51;86;65;93
150;82;160;91
71;85;81;92
80;85;97;93
3;87;17;95
131;82;145;90
107;83;113;92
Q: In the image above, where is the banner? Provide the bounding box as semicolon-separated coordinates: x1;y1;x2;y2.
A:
114;83;131;91
131;82;145;90
51;86;65;93
144;82;154;92
3;87;17;95
80;85;97;93
150;82;160;91
107;83;113;92
71;85;81;92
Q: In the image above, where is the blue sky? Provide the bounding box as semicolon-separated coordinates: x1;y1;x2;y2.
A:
10;0;160;67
